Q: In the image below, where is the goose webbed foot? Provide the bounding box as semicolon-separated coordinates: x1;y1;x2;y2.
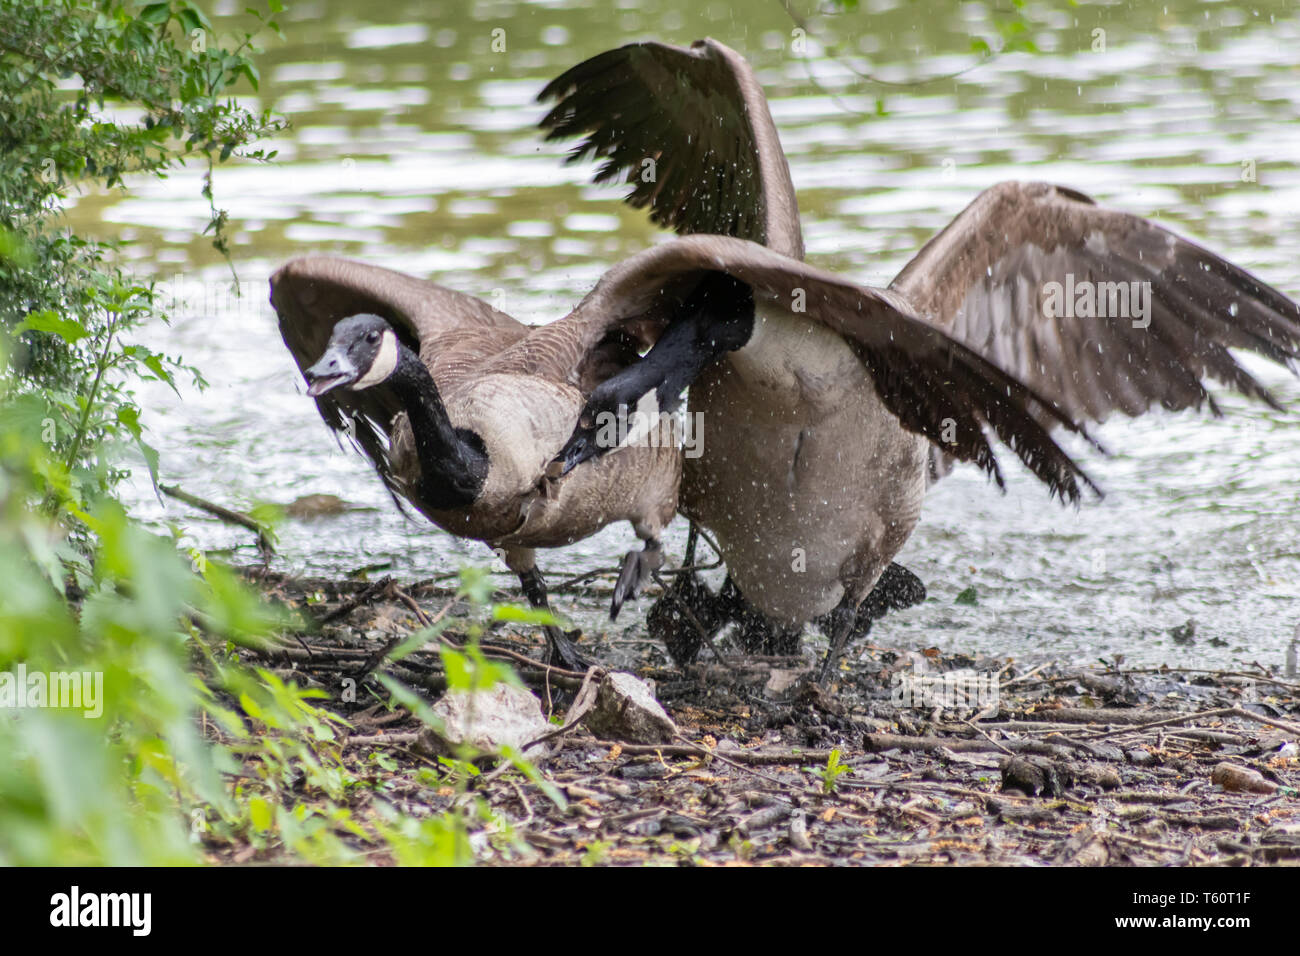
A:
610;539;664;620
720;577;802;656
859;562;927;620
647;568;728;666
544;624;594;671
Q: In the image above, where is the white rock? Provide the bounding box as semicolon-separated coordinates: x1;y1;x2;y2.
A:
422;682;552;759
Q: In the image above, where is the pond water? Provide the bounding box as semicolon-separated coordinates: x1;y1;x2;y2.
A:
67;0;1300;670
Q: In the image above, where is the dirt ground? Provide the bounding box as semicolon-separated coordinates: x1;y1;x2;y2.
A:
229;568;1300;867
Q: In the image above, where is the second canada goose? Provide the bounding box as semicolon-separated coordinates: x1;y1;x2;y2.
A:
538;39;1300;677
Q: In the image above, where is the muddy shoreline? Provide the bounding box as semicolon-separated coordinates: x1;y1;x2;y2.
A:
218;568;1300;866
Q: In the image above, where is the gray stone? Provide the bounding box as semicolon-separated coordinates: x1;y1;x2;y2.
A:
584;671;677;744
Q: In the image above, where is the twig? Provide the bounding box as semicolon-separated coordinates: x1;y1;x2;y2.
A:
162;483;274;557
863;732;1073;758
343;731;421;750
320;576;393;624
1105;667;1300;694
521;667;602;754
1000;662;1049;688
963;718;1015;757
507;777;535;828
354;586;454;680
391;583;435;628
594;740;836;765
1082;707;1300;741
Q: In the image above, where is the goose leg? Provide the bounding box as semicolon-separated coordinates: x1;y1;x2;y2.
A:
610;536;664;620
817;603;859;684
504;547;592;670
816;563;927;682
813;563;927;644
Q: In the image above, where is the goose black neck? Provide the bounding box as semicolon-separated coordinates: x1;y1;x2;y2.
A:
663;272;755;393
602;272;755;412
387;343;488;510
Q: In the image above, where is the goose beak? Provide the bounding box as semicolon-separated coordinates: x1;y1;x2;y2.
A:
304;347;357;397
550;427;598;478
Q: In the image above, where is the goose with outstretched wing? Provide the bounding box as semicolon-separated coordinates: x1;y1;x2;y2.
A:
272;256;680;669
538;38;1300;677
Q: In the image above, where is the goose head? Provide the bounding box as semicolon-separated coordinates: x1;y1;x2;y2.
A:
304;313;401;396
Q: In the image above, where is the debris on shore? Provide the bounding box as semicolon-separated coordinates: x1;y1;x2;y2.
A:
222;569;1300;866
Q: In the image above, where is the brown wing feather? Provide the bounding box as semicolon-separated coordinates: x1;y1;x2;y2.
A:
890;181;1300;424
504;234;1100;503
537;38;804;259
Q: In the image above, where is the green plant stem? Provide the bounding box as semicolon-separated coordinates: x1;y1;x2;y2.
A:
64;314;117;471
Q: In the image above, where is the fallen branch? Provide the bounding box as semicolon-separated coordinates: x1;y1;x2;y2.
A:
863;732;1073;759
162;483;275;557
320;576;393;624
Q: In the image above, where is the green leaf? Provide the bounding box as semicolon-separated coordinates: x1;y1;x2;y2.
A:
456;566;494;605
499;744;568;811
14;310;90;344
388;622;448;664
0;226;34;266
491;603;561;628
376;674;447;736
182;1;213;30
177;8;201;35
955;586;979;606
248;795;273;832
139;2;170;24
116;406;160;493
239;692;265;722
142;353;180;394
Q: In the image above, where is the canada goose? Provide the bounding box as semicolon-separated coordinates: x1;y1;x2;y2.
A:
271;258;682;668
538;38;1300;677
273;235;1105;672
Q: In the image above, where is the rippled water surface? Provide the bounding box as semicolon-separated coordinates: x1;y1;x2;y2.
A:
70;0;1300;669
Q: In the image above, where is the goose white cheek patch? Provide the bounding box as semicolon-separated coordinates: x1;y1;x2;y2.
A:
353;330;399;388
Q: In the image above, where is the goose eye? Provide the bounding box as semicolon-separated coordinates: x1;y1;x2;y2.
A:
366;331;380;344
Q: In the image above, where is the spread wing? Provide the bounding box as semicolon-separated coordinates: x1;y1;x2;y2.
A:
538;37;803;259
500;234;1102;503
891;181;1300;423
892;182;1300;482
